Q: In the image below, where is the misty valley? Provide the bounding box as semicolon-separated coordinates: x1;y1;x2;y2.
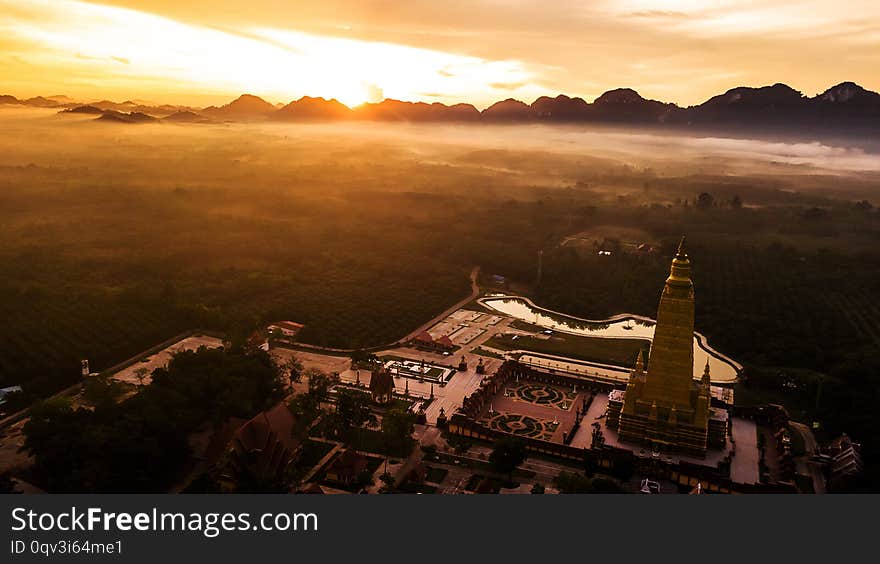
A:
0;105;878;491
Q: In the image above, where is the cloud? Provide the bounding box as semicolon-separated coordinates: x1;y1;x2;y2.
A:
490;81;528;91
1;0;878;106
364;83;383;103
0;0;547;108
624;10;691;19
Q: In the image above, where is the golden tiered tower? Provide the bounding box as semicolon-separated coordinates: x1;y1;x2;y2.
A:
640;237;695;407
608;237;726;457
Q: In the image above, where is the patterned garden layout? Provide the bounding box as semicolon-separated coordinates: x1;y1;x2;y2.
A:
484;412;559;441
504;383;577;411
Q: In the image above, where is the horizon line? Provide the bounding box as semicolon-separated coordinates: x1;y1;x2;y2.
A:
3;79;876;112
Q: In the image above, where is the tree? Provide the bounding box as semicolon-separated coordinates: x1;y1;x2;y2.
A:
21;347;284;492
554;471;594;493
306;369;335;402
288;369;336;433
379;472;395;491
696;192;715;210
82;374;125;409
381;407;415;456
489;437;527;480
335;389;376;443
284;355;305;387
133;367;149;386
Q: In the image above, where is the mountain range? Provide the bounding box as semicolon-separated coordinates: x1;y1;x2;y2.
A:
2;82;878;132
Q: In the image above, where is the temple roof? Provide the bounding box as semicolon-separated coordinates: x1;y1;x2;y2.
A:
370;367;395;394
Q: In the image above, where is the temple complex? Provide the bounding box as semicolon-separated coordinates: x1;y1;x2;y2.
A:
606;238;727;456
425;237;769;490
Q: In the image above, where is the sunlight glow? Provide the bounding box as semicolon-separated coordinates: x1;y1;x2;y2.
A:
0;0;541;107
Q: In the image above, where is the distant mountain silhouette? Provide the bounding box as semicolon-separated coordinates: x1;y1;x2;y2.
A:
590;88;677;123
531;94;589;121
95;110;158;124
811;82;880;127
481;98;535;121
671;83;807;126
10;80;880;133
202;94;276;120
62;105;104;115
22;96;61;108
163;110;212;123
273;96;351;121
353;99;480;121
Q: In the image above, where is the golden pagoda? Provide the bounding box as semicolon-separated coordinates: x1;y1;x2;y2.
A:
607;238;727;457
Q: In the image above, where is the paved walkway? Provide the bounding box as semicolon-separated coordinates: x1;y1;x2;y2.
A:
730;418;760;485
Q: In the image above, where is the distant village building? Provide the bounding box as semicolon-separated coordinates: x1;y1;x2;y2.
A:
410;331;455;353
369;366;395;404
266;321;305;348
325;449;369;486
826;434;863;486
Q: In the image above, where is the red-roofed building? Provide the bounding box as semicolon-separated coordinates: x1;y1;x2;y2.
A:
221;404;301;491
410;331;456;353
413;331;434;345
325;449;369;486
267;321;305;348
369;366;395;404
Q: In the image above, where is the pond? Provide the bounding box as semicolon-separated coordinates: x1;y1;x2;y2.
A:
480;296;740;383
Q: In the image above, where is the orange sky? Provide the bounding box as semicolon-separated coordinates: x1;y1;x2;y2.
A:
1;0;878;108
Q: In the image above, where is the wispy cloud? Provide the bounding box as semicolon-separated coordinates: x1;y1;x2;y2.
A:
0;0;878;106
0;0;548;107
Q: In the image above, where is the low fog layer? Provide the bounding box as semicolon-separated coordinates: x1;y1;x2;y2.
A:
0;106;878;204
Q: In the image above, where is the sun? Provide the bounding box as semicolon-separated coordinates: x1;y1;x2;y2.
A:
330;82;382;108
335;85;370;108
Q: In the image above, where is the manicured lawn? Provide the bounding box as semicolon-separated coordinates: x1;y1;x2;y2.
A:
485;333;646;367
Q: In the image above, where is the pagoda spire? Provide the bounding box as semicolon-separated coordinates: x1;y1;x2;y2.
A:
676;235;687;258
667;235;692;287
634;349;644;372
702;357;711;387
